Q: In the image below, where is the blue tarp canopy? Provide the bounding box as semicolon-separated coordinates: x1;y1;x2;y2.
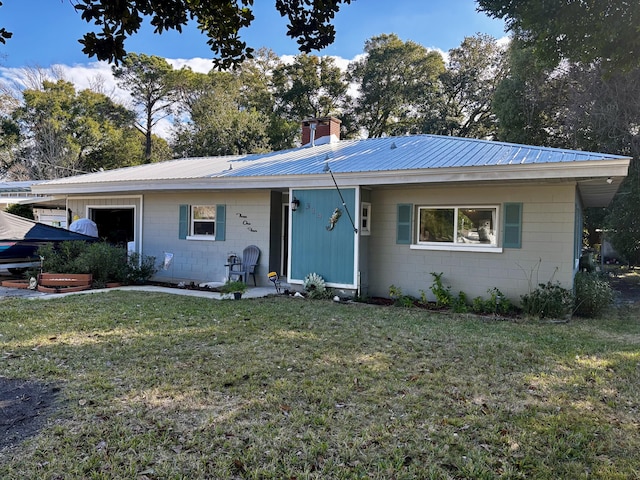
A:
1;210;97;265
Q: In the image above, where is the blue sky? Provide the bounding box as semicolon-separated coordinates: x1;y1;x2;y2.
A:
0;0;506;68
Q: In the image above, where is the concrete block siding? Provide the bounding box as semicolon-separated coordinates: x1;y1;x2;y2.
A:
69;192;273;286
366;183;577;303
144;191;272;285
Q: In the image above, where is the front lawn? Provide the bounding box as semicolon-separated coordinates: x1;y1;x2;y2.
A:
1;292;639;479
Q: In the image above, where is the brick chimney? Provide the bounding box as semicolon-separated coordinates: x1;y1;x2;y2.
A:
301;117;341;146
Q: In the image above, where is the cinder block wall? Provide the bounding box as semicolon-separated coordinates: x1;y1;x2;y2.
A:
366;184;577;303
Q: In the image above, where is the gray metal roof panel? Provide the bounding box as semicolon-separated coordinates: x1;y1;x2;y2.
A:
38;134;629;186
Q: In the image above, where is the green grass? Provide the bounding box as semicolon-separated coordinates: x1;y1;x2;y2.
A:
1;292;639;479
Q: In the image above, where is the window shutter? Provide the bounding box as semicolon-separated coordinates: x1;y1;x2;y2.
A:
396;204;413;244
503;203;522;248
178;204;189;239
216;204;226;241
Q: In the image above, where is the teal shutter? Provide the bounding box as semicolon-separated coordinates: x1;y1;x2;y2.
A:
396;204;413;244
503;203;522;248
178;204;189;239
216;204;226;241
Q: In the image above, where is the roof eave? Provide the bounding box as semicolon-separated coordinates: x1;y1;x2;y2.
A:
31;158;630;197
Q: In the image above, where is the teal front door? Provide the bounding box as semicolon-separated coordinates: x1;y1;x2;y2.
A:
290;188;356;286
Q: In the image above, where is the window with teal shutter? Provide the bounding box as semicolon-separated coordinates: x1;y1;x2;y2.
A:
216;204;226;241
178;204;189;239
397;204;413;244
503;203;522;248
179;204;226;240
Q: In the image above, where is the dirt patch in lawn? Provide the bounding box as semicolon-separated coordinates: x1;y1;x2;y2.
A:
0;377;59;452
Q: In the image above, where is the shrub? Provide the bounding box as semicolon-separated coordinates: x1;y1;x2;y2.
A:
452;291;469;313
521;282;573;319
220;279;248;294
472;288;513;315
126;252;157;285
430;272;453;308
6;203;34;219
388;285;415;307
574;272;614;317
36;241;157;287
36;242;88;274
77;242;129;287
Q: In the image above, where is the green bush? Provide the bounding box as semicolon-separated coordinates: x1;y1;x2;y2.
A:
574;272;614;317
452;291;469;313
36;241;157;287
220;279;248;294
77;242;129;287
472;288;513;315
6;203;34;219
430;272;453;308
521;282;574;319
126;252;157;285
36;242;88;274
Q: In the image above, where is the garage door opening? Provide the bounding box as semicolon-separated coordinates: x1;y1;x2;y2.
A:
90;208;135;248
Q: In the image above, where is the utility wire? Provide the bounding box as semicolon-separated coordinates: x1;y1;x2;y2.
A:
327;166;358;234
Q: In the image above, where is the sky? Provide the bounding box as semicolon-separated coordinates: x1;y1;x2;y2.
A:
0;0;507;133
0;0;506;67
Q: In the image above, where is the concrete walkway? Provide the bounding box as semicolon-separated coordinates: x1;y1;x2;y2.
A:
0;284;280;300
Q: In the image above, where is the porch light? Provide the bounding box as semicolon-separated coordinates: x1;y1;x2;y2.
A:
291;196;300;211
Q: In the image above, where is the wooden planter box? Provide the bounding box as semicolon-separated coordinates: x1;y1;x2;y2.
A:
37;273;93;293
1;279;31;289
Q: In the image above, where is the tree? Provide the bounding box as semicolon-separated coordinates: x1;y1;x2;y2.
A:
237;48;299;151
113;54;179;163
9;80;143;179
172;70;270;157
492;37;559;145
476;0;640;71
272;54;349;122
0;116;20;178
606;166;640;266
438;34;506;138
0;1;352;68
347;34;445;138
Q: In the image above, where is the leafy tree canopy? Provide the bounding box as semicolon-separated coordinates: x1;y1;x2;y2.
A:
347;33;445;138
0;1;10;45
476;0;640;71
0;0;351;69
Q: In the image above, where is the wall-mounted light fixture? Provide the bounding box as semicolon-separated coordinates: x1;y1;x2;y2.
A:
606;177;613;184
291;196;300;211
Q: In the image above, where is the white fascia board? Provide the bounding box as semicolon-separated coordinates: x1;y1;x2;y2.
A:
31;159;630;195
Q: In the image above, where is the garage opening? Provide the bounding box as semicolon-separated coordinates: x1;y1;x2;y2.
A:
90;208;135;248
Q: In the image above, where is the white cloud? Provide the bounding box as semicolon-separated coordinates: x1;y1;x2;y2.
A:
0;54;364;138
166;57;216;73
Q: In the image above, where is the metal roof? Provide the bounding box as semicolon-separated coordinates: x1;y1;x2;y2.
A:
37;135;629;188
0;180;47;192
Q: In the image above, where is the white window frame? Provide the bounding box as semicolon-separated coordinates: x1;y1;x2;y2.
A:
360;202;371;236
187;205;216;241
410;205;502;253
